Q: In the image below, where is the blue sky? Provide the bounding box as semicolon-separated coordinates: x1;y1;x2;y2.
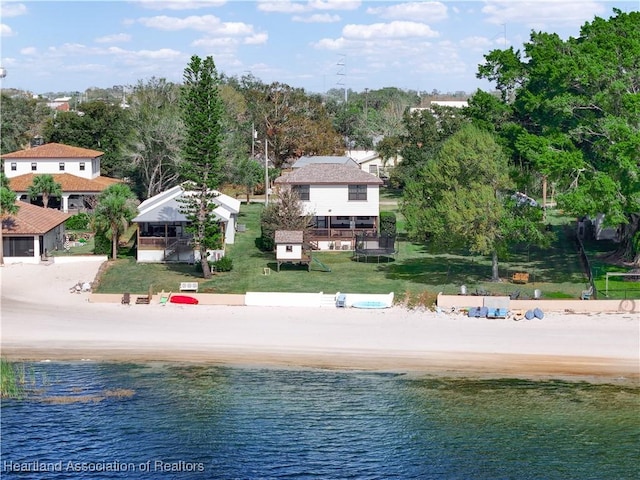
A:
1;0;638;96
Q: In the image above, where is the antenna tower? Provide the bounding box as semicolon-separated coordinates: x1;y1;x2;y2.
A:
336;54;347;103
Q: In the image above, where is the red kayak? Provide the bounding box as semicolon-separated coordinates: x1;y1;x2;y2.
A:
169;295;199;305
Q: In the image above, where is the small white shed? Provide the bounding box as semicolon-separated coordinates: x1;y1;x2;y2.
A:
274;230;309;271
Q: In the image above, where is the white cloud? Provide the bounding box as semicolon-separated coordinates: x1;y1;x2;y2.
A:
244;33;269;45
20;46;37;56
138;15;255;36
95;33;132;44
312;37;346;50
257;1;307;13
292;13;341;23
258;0;359;13
482;1;607;28
135;0;226;10
136;48;183;59
1;23;14;37
459;36;494;51
366;2;448;22
307;0;360;11
192;36;239;48
343;21;439;39
0;3;27;17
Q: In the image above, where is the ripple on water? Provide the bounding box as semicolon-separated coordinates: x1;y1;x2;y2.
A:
1;362;638;479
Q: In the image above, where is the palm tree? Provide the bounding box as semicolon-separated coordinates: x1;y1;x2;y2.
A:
93;184;137;260
0;184;19;266
28;174;62;209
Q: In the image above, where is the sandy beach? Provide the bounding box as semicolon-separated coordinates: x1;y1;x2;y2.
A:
1;260;638;382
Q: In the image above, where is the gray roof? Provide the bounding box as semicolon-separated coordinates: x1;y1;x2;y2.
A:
292;156;358;168
274;230;304;244
132;184;240;223
274;164;383;185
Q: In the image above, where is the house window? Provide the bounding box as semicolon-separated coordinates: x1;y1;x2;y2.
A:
31;162;37;171
293;185;310;201
369;165;378;175
79;162;85;171
348;185;367;201
3;237;34;257
286;245;293;252
59;162;65;171
10;162;16;171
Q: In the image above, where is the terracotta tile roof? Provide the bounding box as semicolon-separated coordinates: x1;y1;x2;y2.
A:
1;142;103;159
8;173;122;193
2;201;70;235
274;230;304;244
274;164;383;185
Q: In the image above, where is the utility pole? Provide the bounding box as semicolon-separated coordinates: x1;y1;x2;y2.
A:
264;138;269;206
251;123;256;158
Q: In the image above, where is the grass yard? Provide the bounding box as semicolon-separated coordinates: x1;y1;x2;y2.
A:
582;238;640;300
94;203;592;302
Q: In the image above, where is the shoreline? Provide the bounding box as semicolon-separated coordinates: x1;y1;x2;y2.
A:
3;348;638;385
1;261;639;383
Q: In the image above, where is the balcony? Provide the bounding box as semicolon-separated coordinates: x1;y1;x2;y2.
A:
310;228;377;239
138;236;191;249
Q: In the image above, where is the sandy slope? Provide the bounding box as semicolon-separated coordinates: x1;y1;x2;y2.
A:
1;261;638;382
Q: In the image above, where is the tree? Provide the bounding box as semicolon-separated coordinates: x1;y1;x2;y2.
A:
27;174;62;208
179;55;226;279
388;105;469;187
93;183;137;260
402;124;548;281
0;93;50;154
0;172;19;265
43;100;131;177
239;80;343;167
259;187;314;251
125;78;183;199
476;9;640;265
233;157;264;204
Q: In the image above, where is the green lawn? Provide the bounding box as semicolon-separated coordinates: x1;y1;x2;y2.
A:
93;203;595;302
582;238;640;300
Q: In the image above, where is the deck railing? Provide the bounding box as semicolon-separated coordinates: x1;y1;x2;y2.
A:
138;236;192;249
310;228;376;239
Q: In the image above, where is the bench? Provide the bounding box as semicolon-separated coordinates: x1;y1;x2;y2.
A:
581;285;593;300
512;272;530;284
179;282;199;293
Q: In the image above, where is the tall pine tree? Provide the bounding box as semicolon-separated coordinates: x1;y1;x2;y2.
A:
180;55;225;278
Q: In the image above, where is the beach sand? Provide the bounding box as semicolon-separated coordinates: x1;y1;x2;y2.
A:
1;261;638;382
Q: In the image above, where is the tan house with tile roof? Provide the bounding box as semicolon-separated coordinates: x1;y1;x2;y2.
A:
1;201;70;264
274;163;383;250
2;142;121;212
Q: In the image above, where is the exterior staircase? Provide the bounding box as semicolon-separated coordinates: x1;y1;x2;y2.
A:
319;293;337;308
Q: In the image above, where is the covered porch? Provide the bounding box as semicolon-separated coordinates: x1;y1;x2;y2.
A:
309;215;377;250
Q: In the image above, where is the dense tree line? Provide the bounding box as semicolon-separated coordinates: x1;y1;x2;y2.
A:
471;8;639;265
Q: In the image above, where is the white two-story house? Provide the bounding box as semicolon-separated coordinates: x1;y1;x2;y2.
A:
2;142;120;212
274;163;383;250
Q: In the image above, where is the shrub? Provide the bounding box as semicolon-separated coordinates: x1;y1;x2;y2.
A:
93;232;111;256
65;213;91;230
211;256;233;272
380;211;397;235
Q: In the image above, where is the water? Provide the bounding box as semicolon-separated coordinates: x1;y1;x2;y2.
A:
1;362;638;479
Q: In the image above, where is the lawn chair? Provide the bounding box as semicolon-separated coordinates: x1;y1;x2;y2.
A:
121;292;131;305
581;285;594;300
159;290;171;306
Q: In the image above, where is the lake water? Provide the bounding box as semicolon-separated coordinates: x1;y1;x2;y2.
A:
1;362;638;479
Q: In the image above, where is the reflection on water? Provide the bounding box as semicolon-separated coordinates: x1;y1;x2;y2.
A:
2;363;638;479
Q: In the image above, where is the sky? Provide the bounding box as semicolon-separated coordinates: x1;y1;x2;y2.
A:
1;0;638;96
